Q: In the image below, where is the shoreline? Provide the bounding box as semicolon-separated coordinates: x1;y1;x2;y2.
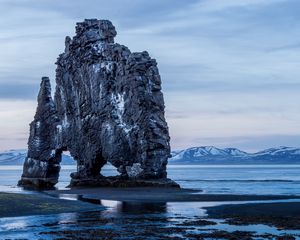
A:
1;187;300;219
1;189;300;239
46;187;300;202
0;192;103;218
0;187;300;218
0;187;300;228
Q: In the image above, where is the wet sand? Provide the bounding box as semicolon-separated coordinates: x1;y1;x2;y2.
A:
205;201;300;230
2;189;300;239
47;187;300;202
0;192;103;218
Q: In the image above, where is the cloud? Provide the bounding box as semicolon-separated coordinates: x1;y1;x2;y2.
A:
0;100;35;150
266;42;300;52
0;0;300;150
0;82;39;100
189;134;300;152
191;0;288;12
163;78;300;94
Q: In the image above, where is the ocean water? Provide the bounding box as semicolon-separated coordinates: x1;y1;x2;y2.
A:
1;165;300;239
2;164;300;195
168;165;300;195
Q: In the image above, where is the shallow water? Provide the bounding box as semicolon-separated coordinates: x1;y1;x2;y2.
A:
1;165;300;239
168;165;300;195
1;200;300;239
3;164;300;195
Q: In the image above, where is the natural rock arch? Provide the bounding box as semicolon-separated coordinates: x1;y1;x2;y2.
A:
19;19;178;189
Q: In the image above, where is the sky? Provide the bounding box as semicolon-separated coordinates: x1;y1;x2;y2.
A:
0;0;300;152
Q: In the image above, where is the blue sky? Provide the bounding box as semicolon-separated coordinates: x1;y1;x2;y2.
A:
0;0;300;152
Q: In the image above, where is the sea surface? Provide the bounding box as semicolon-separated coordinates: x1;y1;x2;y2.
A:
1;164;300;195
1;165;300;239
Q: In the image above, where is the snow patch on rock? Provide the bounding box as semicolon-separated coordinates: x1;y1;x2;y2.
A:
126;163;143;178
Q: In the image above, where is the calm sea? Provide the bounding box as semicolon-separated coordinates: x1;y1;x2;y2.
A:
1;165;300;239
1;164;300;195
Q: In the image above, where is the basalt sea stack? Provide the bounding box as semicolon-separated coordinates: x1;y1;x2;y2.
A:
19;19;178;189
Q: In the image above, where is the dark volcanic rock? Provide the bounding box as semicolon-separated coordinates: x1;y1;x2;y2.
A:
19;19;177;189
19;77;61;189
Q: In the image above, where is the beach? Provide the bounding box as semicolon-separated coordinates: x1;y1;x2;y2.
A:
2;188;300;218
1;189;300;239
47;186;300;202
0;192;103;218
1;165;300;239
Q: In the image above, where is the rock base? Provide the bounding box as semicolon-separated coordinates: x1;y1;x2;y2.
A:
18;177;58;190
68;176;180;188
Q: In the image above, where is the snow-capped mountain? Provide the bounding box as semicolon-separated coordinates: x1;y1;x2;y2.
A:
253;146;300;156
2;146;300;165
170;146;300;164
0;150;75;165
223;148;248;156
0;150;27;165
171;146;247;160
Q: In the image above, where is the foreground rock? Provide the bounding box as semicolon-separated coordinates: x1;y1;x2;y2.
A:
19;19;177;189
18;77;61;189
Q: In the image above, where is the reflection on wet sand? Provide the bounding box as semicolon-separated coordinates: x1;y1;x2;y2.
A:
1;198;300;239
77;194;168;214
1;194;300;239
116;201;168;214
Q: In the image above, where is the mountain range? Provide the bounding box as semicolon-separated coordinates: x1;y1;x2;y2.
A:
0;150;75;165
170;146;300;164
1;146;300;165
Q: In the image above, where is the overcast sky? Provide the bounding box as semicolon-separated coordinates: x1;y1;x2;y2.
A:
0;0;300;152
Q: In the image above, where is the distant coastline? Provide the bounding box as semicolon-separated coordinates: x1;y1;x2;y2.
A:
171;146;300;164
1;146;300;165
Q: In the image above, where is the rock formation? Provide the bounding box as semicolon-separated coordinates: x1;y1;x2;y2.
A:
19;19;178;189
18;77;61;188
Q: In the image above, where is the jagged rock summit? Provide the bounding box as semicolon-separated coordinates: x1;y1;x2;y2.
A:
19;19;178;189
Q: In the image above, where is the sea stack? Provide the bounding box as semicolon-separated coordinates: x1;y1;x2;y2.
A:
19;19;178;189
